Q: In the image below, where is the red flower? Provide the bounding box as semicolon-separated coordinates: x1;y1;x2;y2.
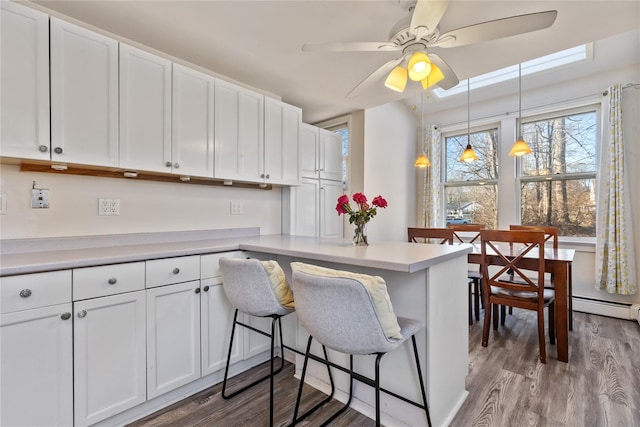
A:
337;194;349;205
372;196;387;208
352;192;367;204
335;203;348;215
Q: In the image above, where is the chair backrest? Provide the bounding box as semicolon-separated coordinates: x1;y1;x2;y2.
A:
448;224;486;243
480;230;546;299
408;227;454;244
291;270;398;355
509;225;558;249
219;257;292;317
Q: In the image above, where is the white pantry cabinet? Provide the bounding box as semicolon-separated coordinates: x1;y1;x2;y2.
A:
264;97;301;186
214;79;264;182
50;18;119;167
0;1;50;160
119;44;172;173
300;124;343;182
0;271;73;427
288;178;343;238
172;64;215;178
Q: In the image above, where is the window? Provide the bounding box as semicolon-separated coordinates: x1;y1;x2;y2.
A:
444;127;499;229
518;107;598;237
326;124;349;186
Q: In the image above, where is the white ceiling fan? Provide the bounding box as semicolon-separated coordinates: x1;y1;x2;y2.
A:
302;0;557;98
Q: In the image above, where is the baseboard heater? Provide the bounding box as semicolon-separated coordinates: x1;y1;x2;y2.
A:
573;296;640;325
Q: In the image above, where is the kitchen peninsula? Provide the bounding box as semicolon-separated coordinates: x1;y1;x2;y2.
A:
0;229;472;427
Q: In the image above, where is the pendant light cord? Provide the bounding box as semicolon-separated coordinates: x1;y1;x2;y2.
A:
518;63;522;138
467;79;470;140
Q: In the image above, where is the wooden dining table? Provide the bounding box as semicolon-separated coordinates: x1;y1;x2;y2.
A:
466;243;575;363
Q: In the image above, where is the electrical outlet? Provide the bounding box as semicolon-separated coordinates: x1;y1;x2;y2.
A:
99;198;120;216
31;189;49;208
230;202;243;215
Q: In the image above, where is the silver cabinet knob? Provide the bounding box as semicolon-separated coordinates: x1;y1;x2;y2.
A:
172;268;180;274
265;174;270;179
77;310;87;318
60;312;71;320
165;161;172;167
203;285;209;292
19;289;32;298
194;288;200;294
39;145;48;152
54;147;63;154
108;277;117;285
260;173;265;178
173;163;180;169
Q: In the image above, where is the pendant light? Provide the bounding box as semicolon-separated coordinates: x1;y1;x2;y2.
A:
509;63;533;156
414;94;431;168
459;79;478;163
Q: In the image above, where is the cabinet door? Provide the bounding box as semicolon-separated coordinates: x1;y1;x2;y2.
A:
290;178;320;237
300;124;319;178
264;98;301;185
201;277;243;376
320;180;344;238
74;291;146;426
214;79;264;181
172;64;215;178
0;2;50;160
1;303;73;427
120;44;172;173
319;129;344;182
146;281;201;399
50;18;119;167
243;314;273;360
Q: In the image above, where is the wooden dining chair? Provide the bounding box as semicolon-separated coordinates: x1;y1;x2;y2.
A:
509;225;572;331
480;229;556;363
448;224;485;321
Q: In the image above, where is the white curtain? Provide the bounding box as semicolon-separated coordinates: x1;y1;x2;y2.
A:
420;125;442;227
595;84;637;295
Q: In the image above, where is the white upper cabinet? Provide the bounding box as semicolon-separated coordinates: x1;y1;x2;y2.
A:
264;97;301;186
214;79;264;182
172;64;215;178
300;124;343;182
0;2;50;160
50;18;119;167
300;124;319;179
119;44;172;173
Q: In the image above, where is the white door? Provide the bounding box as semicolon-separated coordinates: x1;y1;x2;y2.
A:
0;2;50;160
299;124;319;179
120;44;172;173
319;129;344;182
320;179;345;238
1;304;73;427
146;281;201;399
291;178;320;237
172;64;215;178
50;18;119;167
264;98;301;185
74;291;146;426
214;79;264;181
200;277;243;376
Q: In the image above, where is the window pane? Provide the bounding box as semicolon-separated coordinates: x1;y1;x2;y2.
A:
520;178;596;237
521;111;597;176
446;129;499;181
445;185;498;229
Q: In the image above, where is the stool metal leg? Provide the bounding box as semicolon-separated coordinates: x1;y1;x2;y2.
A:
375;353;382;426
412;335;431;427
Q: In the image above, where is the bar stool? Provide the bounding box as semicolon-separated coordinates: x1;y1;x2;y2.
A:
290;262;431;427
218;257;300;427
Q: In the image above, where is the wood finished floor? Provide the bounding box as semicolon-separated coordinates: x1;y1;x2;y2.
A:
129;311;640;427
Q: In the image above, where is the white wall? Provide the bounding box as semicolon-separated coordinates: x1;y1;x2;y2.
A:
363;101;417;243
0;164;282;239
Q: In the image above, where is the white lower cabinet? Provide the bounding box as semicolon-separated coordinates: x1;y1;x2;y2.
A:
146;280;202;399
73;290;146;426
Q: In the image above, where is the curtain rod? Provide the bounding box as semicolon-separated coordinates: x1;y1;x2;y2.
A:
602;82;640;96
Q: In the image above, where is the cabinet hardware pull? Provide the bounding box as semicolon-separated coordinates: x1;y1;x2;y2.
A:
172;268;180;274
194;288;200;294
108;277;117;285
19;289;32;298
54;147;63;154
266;174;270;179
260;173;265;178
77;310;87;318
38;145;48;152
60;312;71;320
174;163;180;169
165;161;172;167
203;285;210;292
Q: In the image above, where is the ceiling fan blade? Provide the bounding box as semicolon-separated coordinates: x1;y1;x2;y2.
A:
433;10;557;48
428;53;459;90
302;42;400;52
346;56;405;98
410;0;449;39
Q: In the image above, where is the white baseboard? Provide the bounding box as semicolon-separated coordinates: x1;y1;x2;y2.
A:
632;304;640;326
573;298;638;321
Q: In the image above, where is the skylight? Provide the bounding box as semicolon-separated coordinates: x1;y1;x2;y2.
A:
433;44;591;98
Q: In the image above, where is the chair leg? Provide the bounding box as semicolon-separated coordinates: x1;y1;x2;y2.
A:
468;281;473;325
569;264;574;331
493;304;499;330
500;305;506;326
221;309;239;399
412;336;432;427
537;307;547;364
473;279;481;321
482;303;491;347
269;317;278;427
548;302;556;345
375;354;382;427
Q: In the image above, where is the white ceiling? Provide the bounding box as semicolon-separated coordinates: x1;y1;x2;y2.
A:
30;0;640;123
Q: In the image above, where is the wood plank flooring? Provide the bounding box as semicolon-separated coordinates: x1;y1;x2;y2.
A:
129;311;640;427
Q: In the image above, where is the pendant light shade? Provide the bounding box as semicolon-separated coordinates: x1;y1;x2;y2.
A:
384;66;408;92
420;63;444;89
459;79;478;163
414;153;431;168
414;94;431;168
408;51;432;81
509;63;532;157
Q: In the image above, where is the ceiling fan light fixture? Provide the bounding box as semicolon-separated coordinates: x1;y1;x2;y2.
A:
420;63;444;89
384;66;408;92
408;51;432;81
